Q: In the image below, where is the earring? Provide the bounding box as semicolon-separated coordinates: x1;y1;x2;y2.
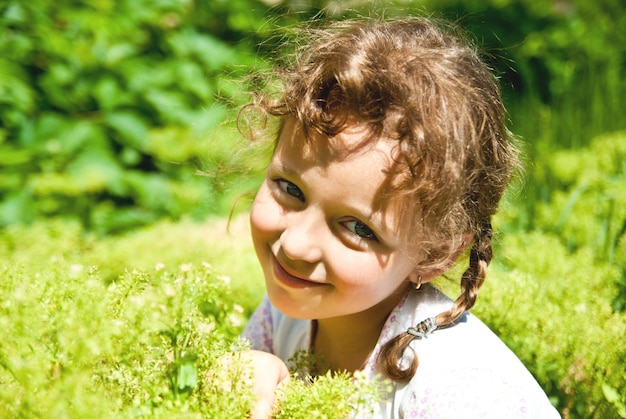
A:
414;276;422;290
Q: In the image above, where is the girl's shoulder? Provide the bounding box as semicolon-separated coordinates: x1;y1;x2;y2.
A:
403;285;524;364
408;286;532;376
399;364;560;418
397;286;560;418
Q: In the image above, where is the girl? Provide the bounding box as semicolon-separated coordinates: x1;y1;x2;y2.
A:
241;17;560;418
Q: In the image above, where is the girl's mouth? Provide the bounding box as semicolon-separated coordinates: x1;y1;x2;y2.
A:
272;256;325;289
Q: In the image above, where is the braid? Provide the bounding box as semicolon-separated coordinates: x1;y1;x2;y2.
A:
436;223;493;326
375;331;420;381
376;222;494;382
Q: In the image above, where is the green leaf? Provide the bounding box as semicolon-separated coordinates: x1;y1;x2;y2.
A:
122;171;174;213
0;59;34;113
105;112;148;149
103;43;138;67
177;360;198;391
189;105;227;137
144;90;192;125
65;148;123;194
177;60;212;101
0;189;36;226
2;2;27;24
0;146;32;166
58;120;104;155
167;28;237;70
602;383;626;418
93;77;132;111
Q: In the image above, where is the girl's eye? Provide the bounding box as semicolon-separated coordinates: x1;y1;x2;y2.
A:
343;220;379;241
277;179;305;202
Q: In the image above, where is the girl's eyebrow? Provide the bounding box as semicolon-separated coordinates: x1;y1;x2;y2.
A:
269;162;299;177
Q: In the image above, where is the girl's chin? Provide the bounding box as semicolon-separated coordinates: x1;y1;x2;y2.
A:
265;286;321;320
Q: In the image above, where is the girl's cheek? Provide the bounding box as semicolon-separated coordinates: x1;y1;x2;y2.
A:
332;257;379;287
250;187;283;237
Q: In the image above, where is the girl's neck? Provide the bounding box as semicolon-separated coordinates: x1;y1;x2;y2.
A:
311;285;409;374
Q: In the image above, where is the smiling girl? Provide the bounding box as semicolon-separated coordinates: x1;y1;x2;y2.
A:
240;17;560;418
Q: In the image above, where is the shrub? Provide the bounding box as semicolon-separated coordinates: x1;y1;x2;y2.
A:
0;0;272;233
0;218;381;418
0;259;252;416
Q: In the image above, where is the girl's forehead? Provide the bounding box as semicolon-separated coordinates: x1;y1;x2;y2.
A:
277;118;388;163
277;118;412;194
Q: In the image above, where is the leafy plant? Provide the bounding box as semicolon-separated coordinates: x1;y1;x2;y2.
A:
274;370;384;418
0;258;244;416
503;131;626;313
0;218;383;417
0;0;272;233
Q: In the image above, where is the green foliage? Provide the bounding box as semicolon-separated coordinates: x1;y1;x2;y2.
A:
537;131;626;266
0;219;380;418
498;130;626;312
3;210;624;418
274;371;384;418
2;175;625;418
0;214;265;312
0;260;252;416
0;0;273;233
2;0;624;235
2;1;625;417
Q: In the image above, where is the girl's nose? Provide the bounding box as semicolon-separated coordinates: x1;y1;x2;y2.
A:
279;210;324;264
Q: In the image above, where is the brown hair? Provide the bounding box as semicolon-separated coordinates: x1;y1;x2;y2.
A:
248;17;519;381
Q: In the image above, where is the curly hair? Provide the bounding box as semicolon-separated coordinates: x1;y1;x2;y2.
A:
248;17;519;381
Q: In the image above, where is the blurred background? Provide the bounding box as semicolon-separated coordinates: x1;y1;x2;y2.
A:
0;1;624;417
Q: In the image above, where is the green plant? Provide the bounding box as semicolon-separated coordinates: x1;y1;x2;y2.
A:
0;218;383;417
0;0;272;232
0;259;248;416
474;229;626;418
465;132;626;418
274;370;384;418
530;131;626;312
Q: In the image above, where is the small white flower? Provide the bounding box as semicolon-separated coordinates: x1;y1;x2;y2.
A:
163;285;176;298
228;313;243;328
155;263;165;272
180;263;192;272
69;264;83;278
217;275;231;285
197;321;216;335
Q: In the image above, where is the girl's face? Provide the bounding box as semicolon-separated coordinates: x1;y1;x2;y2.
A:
250;119;419;320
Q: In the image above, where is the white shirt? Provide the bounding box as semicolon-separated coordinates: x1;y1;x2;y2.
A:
242;285;561;418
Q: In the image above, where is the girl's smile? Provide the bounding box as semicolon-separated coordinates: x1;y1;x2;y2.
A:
272;254;326;289
250;118;420;321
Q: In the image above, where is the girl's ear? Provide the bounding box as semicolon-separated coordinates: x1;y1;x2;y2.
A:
408;232;474;286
